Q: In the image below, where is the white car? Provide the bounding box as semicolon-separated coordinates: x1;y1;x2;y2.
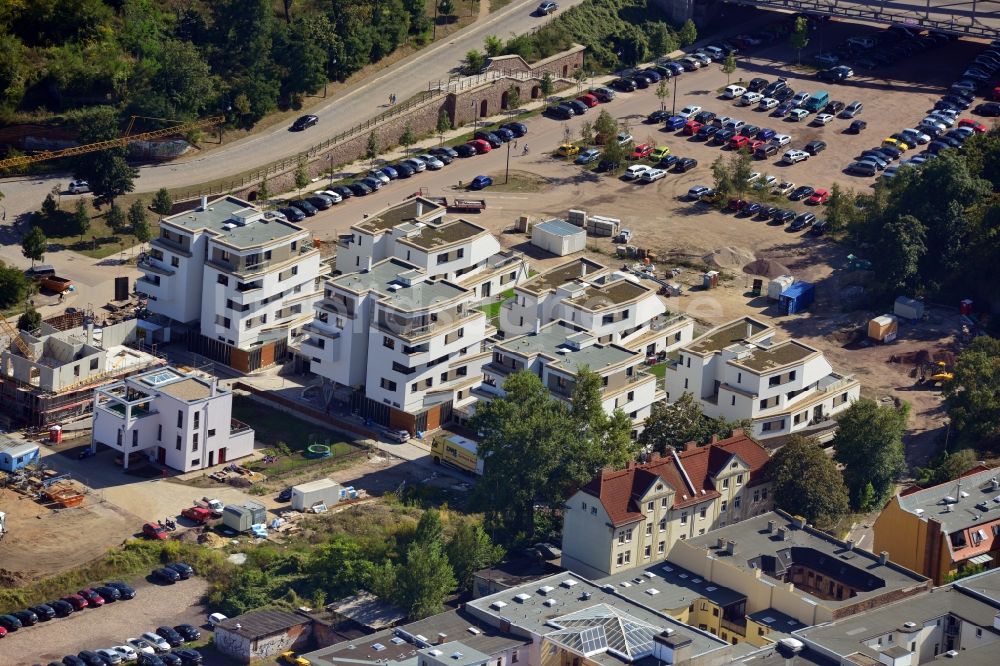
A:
789;108;810;121
745;171;761;183
739;92;763;106
208;612;228;628
920;119;946;133
112;645;139;662
623;164;651;180
125;638;156;655
403;157;426;172
639;168;666;183
757;174;778;188
68;179;91;194
416;154;444;170
929;113;956;127
772;134;791;146
724;85;747;99
366;169;390;184
758;97;779;110
772;181;795;195
140;632;170;653
678;105;702;119
616;132;634;145
318;189;343;203
791;91;811;106
97;649;124;665
812;113;834;125
900;129;931;145
782;149;809;164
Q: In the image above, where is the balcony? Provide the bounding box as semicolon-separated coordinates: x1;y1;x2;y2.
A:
230;418;252;436
378;310;482;342
152;236;192;257
721;618;747;636
137;258;175;277
650;313;689;331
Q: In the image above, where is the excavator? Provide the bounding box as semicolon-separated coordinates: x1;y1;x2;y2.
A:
919;360;954;387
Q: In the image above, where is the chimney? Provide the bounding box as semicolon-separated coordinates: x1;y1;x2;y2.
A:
416;200;424;217
792;515;806;529
200;195;208;211
365;256;373;272
746;322;753;338
846;539;855;552
992;477;999;491
717;537;726;550
684;441;697;452
776;527;787;541
436;633;447;645
766;520;775;534
879;551;889;565
725;540;736;556
85;321;94;346
210;377;218;397
710;434;719;444
534;319;541;334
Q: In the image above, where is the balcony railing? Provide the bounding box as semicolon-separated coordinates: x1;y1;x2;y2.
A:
137;258;175;277
721;618;747;636
650;313;688;331
231;418;252;436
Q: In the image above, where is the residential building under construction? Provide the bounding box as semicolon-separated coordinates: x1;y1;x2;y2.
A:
0;319;164;428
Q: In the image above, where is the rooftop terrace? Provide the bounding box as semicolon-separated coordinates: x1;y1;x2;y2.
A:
729;340;819;373
401;220;485;250
518;258;606;295
163;196;305;248
565;278;650;311
497;321;637;373
354;197;444;234
686;317;771;355
333;258;469;311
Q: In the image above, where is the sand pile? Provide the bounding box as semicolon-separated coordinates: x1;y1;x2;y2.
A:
743;258;792;279
702;246;755;270
198;532;228;549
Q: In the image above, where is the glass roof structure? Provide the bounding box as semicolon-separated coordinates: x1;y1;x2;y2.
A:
544;604;661;662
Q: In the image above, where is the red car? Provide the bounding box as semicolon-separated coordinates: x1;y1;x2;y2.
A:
62;594;88;611
181;506;214;524
683;120;703;135
807;188;830;205
749;139;766;152
466;139;492;154
0;625;7;638
576;93;599;108
730;135;751;150
631;143;653;159
143;522;168;540
725;198;747;212
959;118;988;133
77;589;105;608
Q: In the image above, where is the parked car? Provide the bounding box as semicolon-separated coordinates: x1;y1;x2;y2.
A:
772;181;795;196
62;594;88;611
658;154;680;169
840;101;863;118
0;615;22;631
78;589;105;607
664;115;687;131
306;195;333;210
674;157;698;172
126;638;156;655
755;143;778;159
329;185;355;199
631;143;654;159
747;77;769;92
68;180;91;194
535;1;558;15
466;139;492;154
806;188;830;205
646;110;671;123
112;645;138;662
12;609;38;626
575;148;601;164
789;212;816;231
290;115;318;131
848;120;867;133
557;143;580;157
277;207;304;223
789;185;815;200
610;78;636;92
622;164;651;180
469;175;493;190
546;103;574;119
30;603;56;620
687;185;711;200
290;199;319;216
172;649;203;666
140;632;170;653
167;562;194;579
639;168;666;183
577;93;599;108
804;140;827;155
151;568;180;584
782;149;809;164
155;626;185;647
317;189;344;203
650;145;671;161
77;652;105;666
49;600;74;617
96;649;124;665
208;613;228;628
501;121;529;136
677;105;702;119
772;209;796;224
174;625;202;642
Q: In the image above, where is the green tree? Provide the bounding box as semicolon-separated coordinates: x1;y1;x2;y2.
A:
0;265;31;309
127;199;148;233
945;336;1000;445
399;122;416;153
916;448;978;486
876;214;927;292
600;139;626;172
105;203;126;235
463;49;485;74
711;155;734;200
579;120;594;145
414;508;444;546
823;183;857;233
833;398;908;511
366;131;380;168
720;52;737;84
638;393;750;453
540;72;554;97
396;541;456;619
306;535;378;597
678;19;697;47
655;78;669;111
70;107;136;206
41;193;59;222
484;35;503;57
789;16;809;64
21;225;47;266
151;187;172;215
436;109;452;143
729;149;753;198
573;67;587;91
134;39;215;119
73;199;90;239
438;0;455;21
17;306;41;332
772;435;849;529
294;160;310;190
447;520;504;591
594;109;617;145
257;178;271;202
648;23;677;59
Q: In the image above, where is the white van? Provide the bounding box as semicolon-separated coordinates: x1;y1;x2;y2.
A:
847;36;876;49
208;612;228;628
739;92;763;106
723;85;747;99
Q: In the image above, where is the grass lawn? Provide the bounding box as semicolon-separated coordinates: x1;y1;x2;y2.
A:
648;362;668;379
476;288;514;326
35;194;147;259
485;170;549;193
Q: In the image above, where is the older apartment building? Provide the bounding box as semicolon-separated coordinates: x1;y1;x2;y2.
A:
137;196;322;372
561;431;773;579
873;467;1000;585
500;258;694;355
664;317;860;440
335;197;529;300
479;320;661;434
303;258;489;434
91;366;254;472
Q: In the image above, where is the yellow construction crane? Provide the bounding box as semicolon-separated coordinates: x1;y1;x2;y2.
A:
0;115;225;171
0;316;34;361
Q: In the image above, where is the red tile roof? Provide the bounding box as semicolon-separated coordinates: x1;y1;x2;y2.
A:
579;431;771;526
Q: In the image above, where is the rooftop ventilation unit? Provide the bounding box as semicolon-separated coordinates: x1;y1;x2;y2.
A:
643;571;657;579
451;653;464;660
372;644;386;652
581;591;592;601
514;593;531;603
467;627;481;635
544;598;558;607
645;588;660;596
620;581;632;587
428;650;443;657
537;585;554;595
490;601;507;610
903;622;917;629
600;584;615;593
561;579;578;588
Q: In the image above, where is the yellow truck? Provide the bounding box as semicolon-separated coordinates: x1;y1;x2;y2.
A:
431;435;484;475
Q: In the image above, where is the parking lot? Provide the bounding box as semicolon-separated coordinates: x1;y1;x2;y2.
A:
0;578;208;665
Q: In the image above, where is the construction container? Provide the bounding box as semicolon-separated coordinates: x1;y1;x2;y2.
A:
532;219;586;256
703;271;719;289
768;275;794;301
515;215;532;233
567;209;587;227
868;315;899;343
222;501;267;533
893;296;924;320
586;215;620;237
778;281;815;315
291;479;342;511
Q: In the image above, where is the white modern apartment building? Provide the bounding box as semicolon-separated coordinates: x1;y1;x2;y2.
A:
500;258;694;355
336;197;529;301
303;257;490;434
137;196;322;372
664;317;861;440
91;366;254;472
480;320;662;436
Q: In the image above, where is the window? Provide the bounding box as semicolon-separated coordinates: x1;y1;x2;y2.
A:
699;507;707;519
731;395;736;406
177;410;183;428
722;478;729;489
977;628;983;638
762;487;768;500
712;608;719;617
171;256;180;267
627;391;634;402
658;541;665;554
617;553;624;567
217;274;229;286
789;370;796;381
191;459;200;467
659;518;666;532
753;489;760;502
176;435;182;451
684;378;689;389
194;412;200;428
437;252;449;265
680;534;686;540
647;501;654;512
644;545;651;558
157;424;162;441
661;498;668;508
734;496;741;509
132;430;138;447
721;500;728;513
380;378;397;391
623;552;630;564
192;434;199;452
737;372;742;383
90;358;99;370
737;473;744;485
208;429;215;438
582;501;588;510
73;364;80;377
591;507;597;515
512;652;519;664
680;512;688;525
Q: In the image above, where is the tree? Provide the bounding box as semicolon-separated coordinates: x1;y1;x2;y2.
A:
594;110;617;145
729;148;753;198
875;214;927;292
69;108;137;207
648;23;677;59
720;52;737;84
505;85;521;118
540;72;554;97
395;540;456;619
73;199;90;239
414;508;444;546
436;110;452;143
438;0;455;21
638;393;751;454
580;120;594;145
128;199;148;234
573;67;587;91
599;139;626;172
366;131;380;168
463;49;485;74
789;16;809;65
294;160;310;190
447;521;504;591
772;435;849;529
0;265;31;309
916;448;978;486
257;178;271;202
945;336;1000;444
17;307;41;333
484;35;503;57
21;225;47;267
823;183;857;233
711;155;734;200
655;78;670;111
678;19;697;47
151;188;172;215
41;193;59;222
105;203;126;235
833;398;908;511
399;122;416;153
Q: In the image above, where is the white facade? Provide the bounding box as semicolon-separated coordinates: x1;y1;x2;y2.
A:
137;196;321;357
91;367;254;472
664;317;861;439
501;258;694;356
304;258;490;433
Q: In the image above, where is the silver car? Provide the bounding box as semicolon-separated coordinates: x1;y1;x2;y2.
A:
416;154;444;170
403;157;426;172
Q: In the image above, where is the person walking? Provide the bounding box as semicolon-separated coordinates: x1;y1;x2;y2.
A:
522;144;529;155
